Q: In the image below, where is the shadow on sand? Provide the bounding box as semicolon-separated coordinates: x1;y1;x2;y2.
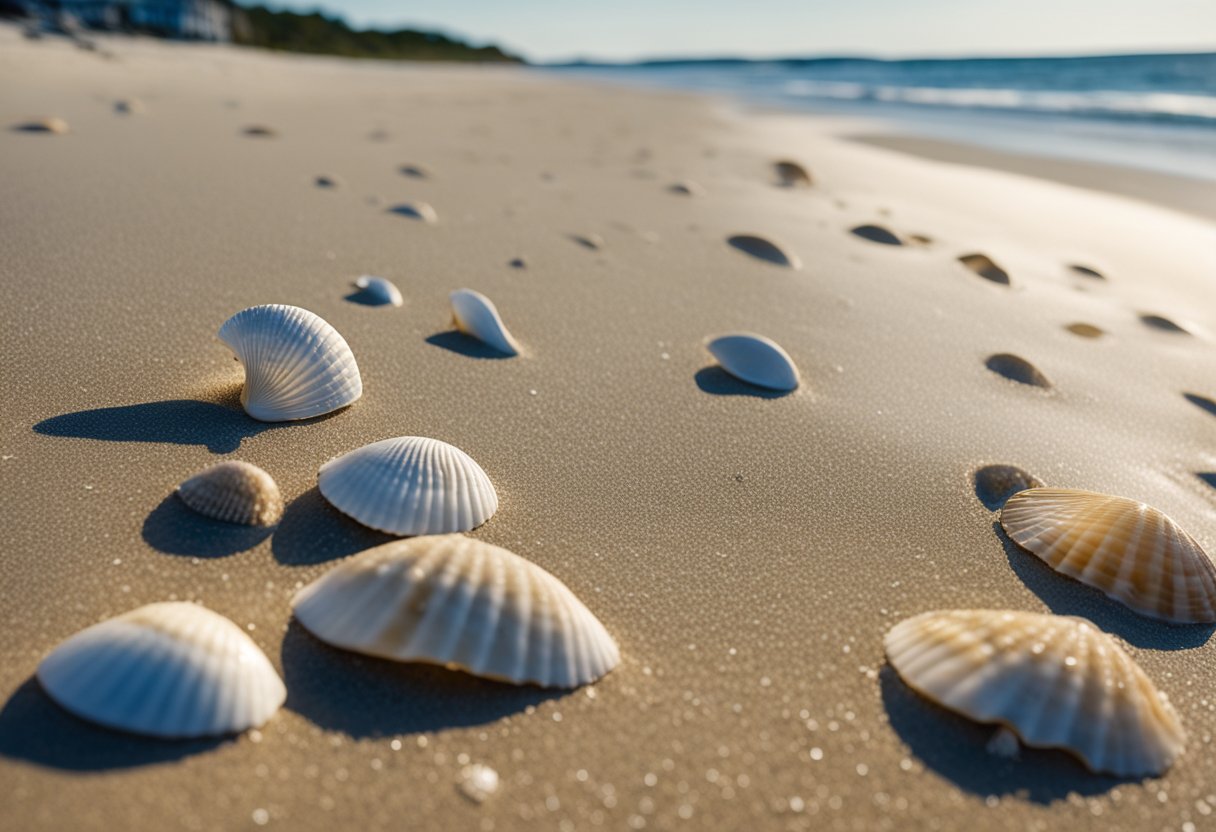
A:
694;366;791;399
993;522;1213;650
879;667;1132;803
425;330;513;360
33;398;269;454
281;622;563;738
0;679;225;771
271;487;394;566
141;494;273;558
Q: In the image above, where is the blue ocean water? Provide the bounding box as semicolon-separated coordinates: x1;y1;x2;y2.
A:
554;53;1216;180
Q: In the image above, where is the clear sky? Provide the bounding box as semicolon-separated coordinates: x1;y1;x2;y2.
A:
256;1;1216;62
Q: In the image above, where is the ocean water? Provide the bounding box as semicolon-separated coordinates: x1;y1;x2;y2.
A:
555;53;1216;181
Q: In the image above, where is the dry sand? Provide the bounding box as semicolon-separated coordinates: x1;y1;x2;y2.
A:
2;27;1216;832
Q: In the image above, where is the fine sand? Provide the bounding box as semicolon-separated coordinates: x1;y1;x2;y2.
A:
2;27;1215;832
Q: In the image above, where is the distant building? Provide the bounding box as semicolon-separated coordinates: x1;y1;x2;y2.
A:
21;1;233;41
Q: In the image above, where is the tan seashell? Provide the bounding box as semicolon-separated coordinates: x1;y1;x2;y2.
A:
177;460;283;526
885;609;1186;776
1000;488;1216;624
292;535;619;688
773;159;812;187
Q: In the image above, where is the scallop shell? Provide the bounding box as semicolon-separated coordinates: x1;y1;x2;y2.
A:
450;289;520;356
353;275;403;307
218;304;363;422
774;159;812;187
707;333;799;392
884;609;1185;776
292;536;619;688
1000;488;1216;623
318;436;498;536
177;460;283;526
37;602;285;738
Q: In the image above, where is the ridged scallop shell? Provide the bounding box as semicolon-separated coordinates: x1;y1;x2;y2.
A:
884;610;1185;776
292;536;619;688
37;602;285;738
353;275;403;307
707;333;799;392
177;460;283;526
318;436;498;536
450;289;520;356
1000;488;1216;623
218;304;363;422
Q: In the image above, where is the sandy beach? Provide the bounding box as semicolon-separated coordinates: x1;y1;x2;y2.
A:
2;27;1215;832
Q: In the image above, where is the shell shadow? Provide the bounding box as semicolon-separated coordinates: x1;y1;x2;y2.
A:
281;622;563;738
344;288;395;307
694;366;791;399
1184;392;1216;418
878;667;1134;802
142;495;273;558
0;678;225;771
1139;314;1189;334
425;330;513;360
993;522;1213;650
33;399;270;454
984;354;1051;389
271;487;395;566
850;224;902;246
1197;472;1216;491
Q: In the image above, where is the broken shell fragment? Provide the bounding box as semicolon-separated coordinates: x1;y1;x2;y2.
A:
177;460;283;526
292;535;619;688
450;289;520;356
37;602;285;738
884;609;1185;777
707;333;799;392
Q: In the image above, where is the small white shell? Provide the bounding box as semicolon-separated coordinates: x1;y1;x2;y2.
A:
37;602;285;738
177;460;283;526
218;304;363;422
292;535;620;688
353;275;403;307
707;333;799;392
450;289;520;356
318;436;498;536
1000;488;1216;623
389;202;438;223
885;609;1185;777
16;117;69;134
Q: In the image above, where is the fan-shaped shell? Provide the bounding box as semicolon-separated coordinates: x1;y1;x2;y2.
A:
450;289;520;356
707;333;799;392
1000;488;1216;623
353;275;403;307
318;436;498;536
37;602;285;738
884;610;1185;776
218;304;363;422
177;460;283;526
292;536;619;688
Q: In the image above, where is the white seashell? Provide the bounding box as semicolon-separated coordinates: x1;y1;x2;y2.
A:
353;275;403;307
389;201;438;223
318;436;498;536
292;535;620;688
707;333;799;392
450;289;520;356
37;602;285;739
458;763;500;803
884;609;1186;777
16;117;69;134
177;460;283;526
218;304;363;422
1000;488;1216;623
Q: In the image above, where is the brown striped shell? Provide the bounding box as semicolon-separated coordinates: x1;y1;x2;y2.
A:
1000;488;1216;623
177;461;283;526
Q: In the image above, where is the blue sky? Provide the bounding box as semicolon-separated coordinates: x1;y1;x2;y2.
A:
256;1;1216;62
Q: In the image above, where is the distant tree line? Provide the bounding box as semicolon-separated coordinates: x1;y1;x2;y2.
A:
233;5;524;63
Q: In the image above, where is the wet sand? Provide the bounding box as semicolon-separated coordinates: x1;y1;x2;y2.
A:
2;26;1215;832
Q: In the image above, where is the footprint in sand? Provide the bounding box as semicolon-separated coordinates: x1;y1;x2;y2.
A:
985;353;1051;389
973;464;1045;510
243;125;277;138
1064;323;1104;339
773;160;812;188
1138;313;1190;335
388;202;438;223
13;117;68;134
399;164;429;179
959;253;1010;286
727;235;801;269
850;225;902;246
1184;392;1216;418
1069;264;1105;280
